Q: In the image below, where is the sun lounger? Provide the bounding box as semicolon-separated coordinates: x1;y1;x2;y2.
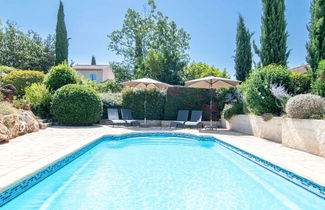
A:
107;108;127;127
170;110;189;127
121;109;140;126
184;110;203;128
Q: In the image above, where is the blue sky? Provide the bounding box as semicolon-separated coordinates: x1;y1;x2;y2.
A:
0;0;311;77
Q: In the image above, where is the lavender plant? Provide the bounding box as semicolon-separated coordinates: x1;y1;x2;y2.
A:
270;84;291;112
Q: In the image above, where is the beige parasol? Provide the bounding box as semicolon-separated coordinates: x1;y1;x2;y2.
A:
121;78;172;124
185;76;240;128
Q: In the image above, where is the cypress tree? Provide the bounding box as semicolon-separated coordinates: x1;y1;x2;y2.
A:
91;56;96;65
255;0;290;67
55;1;68;65
234;15;252;81
306;0;325;79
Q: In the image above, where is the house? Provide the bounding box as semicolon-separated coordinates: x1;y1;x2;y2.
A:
289;64;310;74
72;65;115;83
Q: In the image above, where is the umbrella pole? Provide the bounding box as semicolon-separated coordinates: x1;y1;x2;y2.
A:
144;84;147;125
210;87;213;127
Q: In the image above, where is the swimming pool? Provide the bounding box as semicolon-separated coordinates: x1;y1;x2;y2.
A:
0;133;324;209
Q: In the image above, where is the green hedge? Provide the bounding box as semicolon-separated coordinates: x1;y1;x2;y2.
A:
164;87;219;121
2;70;45;96
122;88;166;120
51;84;103;125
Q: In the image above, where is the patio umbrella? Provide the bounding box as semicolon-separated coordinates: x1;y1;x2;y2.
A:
185;76;241;128
121;78;172;124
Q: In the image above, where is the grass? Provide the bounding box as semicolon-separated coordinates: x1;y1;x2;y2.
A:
0;101;19;115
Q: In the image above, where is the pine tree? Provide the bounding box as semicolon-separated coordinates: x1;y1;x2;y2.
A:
254;0;290;67
306;0;325;79
234;15;252;81
91;56;96;65
55;1;68;65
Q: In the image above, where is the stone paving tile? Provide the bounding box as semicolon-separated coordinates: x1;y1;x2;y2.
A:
0;125;324;191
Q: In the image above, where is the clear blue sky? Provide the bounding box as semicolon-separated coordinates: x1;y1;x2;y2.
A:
0;0;311;77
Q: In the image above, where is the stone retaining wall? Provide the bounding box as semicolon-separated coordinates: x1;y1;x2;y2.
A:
222;114;325;157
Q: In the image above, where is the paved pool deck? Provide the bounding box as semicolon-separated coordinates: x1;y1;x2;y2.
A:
0;125;324;192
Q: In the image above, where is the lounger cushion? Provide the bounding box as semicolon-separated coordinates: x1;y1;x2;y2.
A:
125;120;140;126
109;120;127;125
170;121;185;127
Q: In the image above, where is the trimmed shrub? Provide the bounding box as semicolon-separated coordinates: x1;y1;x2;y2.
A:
44;63;78;92
51;84;103;125
99;92;122;118
285;94;325;119
312;60;325;97
241;64;292;115
2;70;45;96
25;83;52;118
122;88;166;120
222;102;244;120
290;72;311;94
95;80;123;93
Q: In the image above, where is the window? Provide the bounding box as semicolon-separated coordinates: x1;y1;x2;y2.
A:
90;73;97;81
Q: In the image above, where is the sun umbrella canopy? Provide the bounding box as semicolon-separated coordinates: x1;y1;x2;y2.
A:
185;76;240;89
121;78;172;89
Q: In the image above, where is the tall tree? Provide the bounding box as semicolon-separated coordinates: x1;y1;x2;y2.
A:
91;56;96;65
234;15;252;81
108;0;190;84
306;0;325;79
55;1;68;65
0;21;55;71
254;0;290;67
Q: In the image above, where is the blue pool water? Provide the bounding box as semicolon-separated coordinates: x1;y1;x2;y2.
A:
2;135;325;209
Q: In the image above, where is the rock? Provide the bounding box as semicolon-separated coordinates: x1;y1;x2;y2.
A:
2;114;20;138
0;123;10;141
19;111;40;133
17;120;28;135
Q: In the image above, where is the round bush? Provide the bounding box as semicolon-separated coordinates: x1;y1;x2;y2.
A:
51;84;103;125
2;70;45;96
44;63;78;92
285;94;325;119
241;64;292;115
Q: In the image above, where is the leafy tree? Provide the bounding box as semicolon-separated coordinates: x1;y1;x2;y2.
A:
0;21;55;71
55;1;68;65
91;56;96;65
183;62;230;81
110;61;132;82
254;0;290;67
108;0;190;84
306;0;325;79
234;15;252;81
